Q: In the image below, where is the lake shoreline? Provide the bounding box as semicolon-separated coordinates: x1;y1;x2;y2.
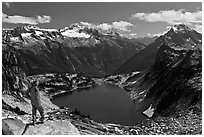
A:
51;83;147;126
2;73;202;135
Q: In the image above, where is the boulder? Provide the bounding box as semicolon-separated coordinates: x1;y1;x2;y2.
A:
24;120;80;135
2;118;26;135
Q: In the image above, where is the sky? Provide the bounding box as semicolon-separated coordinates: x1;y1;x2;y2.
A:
2;2;202;38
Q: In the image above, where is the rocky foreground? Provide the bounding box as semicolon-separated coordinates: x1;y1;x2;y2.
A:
2;73;202;135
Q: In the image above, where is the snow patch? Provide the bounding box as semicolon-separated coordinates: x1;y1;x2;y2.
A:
24;25;40;31
94;39;100;44
166;36;172;39
143;104;154;118
186;38;190;41
61;29;90;38
172;26;179;32
21;33;32;37
131;71;140;76
39;28;58;32
45;74;55;77
10;37;20;42
35;31;43;36
139;90;146;95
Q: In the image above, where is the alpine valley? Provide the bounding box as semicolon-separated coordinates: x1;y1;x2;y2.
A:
2;23;202;135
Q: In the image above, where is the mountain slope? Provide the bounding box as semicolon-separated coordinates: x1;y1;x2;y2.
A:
114;24;202;74
2;24;145;77
120;42;202;116
134;36;158;45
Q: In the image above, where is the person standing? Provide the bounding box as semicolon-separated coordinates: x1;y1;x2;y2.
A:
25;81;44;125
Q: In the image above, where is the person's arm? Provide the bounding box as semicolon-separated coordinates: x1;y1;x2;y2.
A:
24;86;31;99
35;86;41;95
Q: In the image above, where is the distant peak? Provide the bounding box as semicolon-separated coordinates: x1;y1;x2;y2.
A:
70;23;86;29
24;25;40;30
60;22;122;38
172;24;193;32
60;23;89;32
13;25;40;31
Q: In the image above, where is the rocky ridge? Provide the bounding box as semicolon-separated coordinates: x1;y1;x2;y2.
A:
114;24;202;74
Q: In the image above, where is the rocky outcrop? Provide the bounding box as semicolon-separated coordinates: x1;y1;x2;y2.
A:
23;120;80;135
2;117;80;135
143;43;202;115
27;73;96;97
2;118;26;135
2;45;27;96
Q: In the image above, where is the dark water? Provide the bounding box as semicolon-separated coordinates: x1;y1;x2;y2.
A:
52;84;146;126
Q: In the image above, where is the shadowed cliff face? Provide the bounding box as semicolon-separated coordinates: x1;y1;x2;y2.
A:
2;45;28;96
147;43;201;115
2;24;146;77
124;43;202;116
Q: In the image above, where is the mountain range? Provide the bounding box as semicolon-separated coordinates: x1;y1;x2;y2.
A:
3;24;201;78
2;23;202;134
2;23;146;77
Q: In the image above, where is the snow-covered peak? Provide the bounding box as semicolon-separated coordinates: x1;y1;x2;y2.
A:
161;24;196;38
59;23;98;38
60;22;94;32
172;24;193;33
14;25;57;33
59;27;69;32
23;25;40;31
60;22;124;38
61;29;90;38
70;23;87;30
60;24;90;38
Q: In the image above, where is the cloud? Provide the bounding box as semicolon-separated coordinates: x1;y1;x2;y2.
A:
112;21;133;31
2;13;51;25
80;21;133;32
131;9;202;32
130;33;137;36
193;23;202;33
36;15;51;24
4;2;12;8
96;23;112;31
130;9;202;24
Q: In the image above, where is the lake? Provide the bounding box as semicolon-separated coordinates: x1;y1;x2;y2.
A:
52;84;146;126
